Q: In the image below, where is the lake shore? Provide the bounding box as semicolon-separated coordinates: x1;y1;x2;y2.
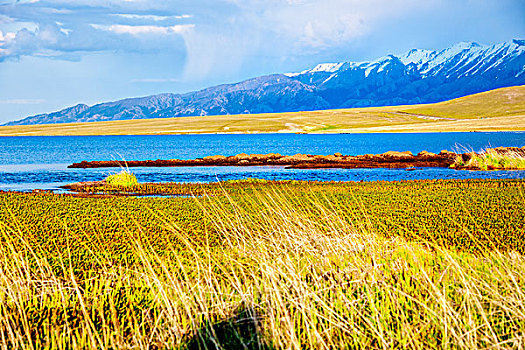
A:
1;132;524;192
1;114;523;137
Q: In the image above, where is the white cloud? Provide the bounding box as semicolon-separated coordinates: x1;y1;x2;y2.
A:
54;21;72;35
111;14;192;21
0;1;195;61
245;0;433;51
44;8;74;15
90;23;194;36
1;0;521;84
12;0;40;3
59;28;72;35
0;31;16;42
0;30;16;57
0;15;15;24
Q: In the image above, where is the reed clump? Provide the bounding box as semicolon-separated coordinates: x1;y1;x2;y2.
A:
452;147;525;170
0;184;524;348
105;170;139;187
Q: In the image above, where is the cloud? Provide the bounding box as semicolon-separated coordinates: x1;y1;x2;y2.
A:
111;13;192;21
91;23;194;36
231;0;435;51
1;0;523;83
0;1;194;61
0;0;439;68
0;31;16;41
179;0;436;81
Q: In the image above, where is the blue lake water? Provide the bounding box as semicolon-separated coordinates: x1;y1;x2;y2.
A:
0;132;524;192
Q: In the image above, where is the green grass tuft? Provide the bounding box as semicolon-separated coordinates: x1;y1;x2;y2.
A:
105;170;139;186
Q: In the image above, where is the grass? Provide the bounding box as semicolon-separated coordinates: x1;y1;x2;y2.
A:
223;177;272;184
452;148;525;170
406;85;525;119
0;85;523;136
105;170;139;187
4;179;523;256
0;179;524;348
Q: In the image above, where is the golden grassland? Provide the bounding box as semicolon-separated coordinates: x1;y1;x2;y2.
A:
1;86;524;136
1;179;524;348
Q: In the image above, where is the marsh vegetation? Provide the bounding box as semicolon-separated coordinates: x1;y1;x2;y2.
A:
105;170;139;187
0;179;524;348
452;147;525;170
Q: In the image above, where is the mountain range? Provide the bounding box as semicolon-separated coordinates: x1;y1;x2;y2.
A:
5;39;525;126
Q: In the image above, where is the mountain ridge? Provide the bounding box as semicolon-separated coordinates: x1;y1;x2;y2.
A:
5;39;525;126
1;85;524;136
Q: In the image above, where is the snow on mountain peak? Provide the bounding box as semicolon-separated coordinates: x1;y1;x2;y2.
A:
436;41;484;60
285;40;523;80
512;39;525;47
452;41;482;50
285;62;352;77
399;48;435;65
309;62;345;73
284;62;346;77
508;39;525;55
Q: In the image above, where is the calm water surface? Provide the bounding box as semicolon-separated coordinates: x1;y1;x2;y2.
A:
0;132;524;192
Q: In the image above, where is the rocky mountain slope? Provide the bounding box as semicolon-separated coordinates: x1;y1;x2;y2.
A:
6;39;525;126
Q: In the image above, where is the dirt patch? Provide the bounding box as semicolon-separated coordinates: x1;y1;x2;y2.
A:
60;180;107;191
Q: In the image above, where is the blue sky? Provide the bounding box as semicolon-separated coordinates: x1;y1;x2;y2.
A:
0;0;524;124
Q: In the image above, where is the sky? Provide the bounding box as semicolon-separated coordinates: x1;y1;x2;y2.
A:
0;0;524;124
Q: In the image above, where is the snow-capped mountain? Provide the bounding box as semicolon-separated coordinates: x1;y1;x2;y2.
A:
6;39;525;125
294;40;524;80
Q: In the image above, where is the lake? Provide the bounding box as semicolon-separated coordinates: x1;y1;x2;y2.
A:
1;132;524;192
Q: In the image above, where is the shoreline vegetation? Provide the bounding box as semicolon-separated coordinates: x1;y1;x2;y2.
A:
451;147;525;170
105;170;139;187
0;85;524;136
1;179;524;348
66;146;525;172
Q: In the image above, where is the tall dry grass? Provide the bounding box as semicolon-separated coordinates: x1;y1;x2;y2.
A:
0;185;524;349
452;147;525;170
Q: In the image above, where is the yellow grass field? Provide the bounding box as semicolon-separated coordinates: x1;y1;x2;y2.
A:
1;85;524;136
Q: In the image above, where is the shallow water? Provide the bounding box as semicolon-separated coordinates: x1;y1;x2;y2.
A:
1;132;523;192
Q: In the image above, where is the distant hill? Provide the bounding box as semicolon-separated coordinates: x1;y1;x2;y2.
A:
1;86;523;136
5;39;525;126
